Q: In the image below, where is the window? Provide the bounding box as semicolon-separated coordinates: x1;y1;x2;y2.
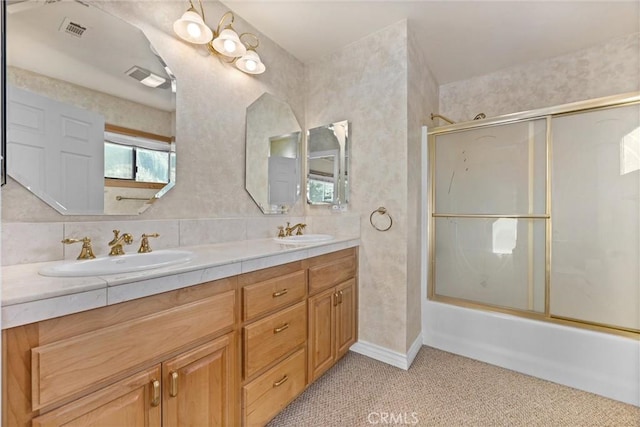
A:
104;131;173;184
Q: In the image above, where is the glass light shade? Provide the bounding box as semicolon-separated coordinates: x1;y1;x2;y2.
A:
236;49;265;74
173;9;213;44
212;28;246;57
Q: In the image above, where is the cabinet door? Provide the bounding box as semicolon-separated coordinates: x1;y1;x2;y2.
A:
307;287;336;382
163;334;234;427
32;366;161;427
335;279;357;359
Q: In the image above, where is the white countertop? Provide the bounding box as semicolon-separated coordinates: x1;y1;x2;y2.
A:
2;236;360;329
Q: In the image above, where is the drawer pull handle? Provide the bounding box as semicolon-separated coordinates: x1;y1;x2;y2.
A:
151;379;160;407
273;375;289;387
169;371;178;397
333;292;339;306
338;290;343;304
273;323;289;334
272;289;288;297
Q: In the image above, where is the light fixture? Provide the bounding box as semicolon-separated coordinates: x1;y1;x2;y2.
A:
173;1;266;75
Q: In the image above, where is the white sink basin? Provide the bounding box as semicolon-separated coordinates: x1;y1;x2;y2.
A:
275;234;334;244
39;250;194;277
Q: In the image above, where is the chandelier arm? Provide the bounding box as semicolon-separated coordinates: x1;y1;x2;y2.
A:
195;0;206;21
216;11;235;35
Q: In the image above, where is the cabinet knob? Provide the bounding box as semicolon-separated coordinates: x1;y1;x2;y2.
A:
169;371;179;397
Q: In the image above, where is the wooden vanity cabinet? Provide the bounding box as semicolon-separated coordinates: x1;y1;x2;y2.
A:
2;246;359;427
306;248;358;383
239;262;308;427
2;277;238;427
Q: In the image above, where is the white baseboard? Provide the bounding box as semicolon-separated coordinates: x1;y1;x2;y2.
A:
350;335;423;370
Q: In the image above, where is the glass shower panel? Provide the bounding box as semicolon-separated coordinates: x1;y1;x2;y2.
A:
434;217;546;312
434;119;547;215
550;104;640;331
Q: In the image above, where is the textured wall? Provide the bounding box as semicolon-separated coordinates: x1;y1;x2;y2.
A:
440;32;640;122
2;0;306;222
305;21;409;353
406;23;439;352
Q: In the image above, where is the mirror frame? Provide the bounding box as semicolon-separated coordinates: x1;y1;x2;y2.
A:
306;120;350;207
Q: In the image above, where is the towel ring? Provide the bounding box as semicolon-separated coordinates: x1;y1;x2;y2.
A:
370;207;392;232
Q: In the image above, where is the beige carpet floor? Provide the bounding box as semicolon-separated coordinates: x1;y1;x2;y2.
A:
267;346;640;427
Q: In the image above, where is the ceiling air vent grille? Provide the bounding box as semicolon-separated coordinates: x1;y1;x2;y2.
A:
127;67;149;82
60;18;86;38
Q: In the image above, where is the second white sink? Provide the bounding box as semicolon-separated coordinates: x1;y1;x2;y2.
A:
275;234;334;244
39;250;194;277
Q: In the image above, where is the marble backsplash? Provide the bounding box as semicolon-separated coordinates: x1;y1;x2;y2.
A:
2;214;361;266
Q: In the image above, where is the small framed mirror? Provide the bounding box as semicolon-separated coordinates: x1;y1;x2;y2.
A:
245;93;302;214
307;120;349;207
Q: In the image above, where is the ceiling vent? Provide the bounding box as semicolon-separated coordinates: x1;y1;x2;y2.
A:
59;17;87;38
125;66;170;89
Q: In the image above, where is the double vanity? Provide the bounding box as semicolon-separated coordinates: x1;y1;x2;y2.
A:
2;236;360;426
3;2;359;425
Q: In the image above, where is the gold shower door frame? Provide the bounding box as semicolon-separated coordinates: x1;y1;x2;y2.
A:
427;92;640;339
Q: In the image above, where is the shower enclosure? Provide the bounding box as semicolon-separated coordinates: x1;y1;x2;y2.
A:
427;93;640;335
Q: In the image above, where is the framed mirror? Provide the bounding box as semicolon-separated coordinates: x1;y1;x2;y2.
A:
307;120;349;207
245;93;302;214
6;0;176;215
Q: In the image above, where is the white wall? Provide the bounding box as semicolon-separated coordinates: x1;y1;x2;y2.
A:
305;20;410;354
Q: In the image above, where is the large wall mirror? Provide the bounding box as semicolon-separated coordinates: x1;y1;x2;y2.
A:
245;93;302;214
307;120;349;207
6;0;176;215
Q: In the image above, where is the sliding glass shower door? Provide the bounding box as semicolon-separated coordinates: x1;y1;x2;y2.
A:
550;104;640;331
429;96;640;334
431;119;548;313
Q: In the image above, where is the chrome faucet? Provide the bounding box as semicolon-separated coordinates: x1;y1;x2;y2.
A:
284;222;307;236
108;229;133;256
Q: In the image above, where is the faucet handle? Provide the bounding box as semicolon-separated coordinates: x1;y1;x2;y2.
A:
296;224;307;235
138;233;160;253
62;237;96;260
277;226;285;238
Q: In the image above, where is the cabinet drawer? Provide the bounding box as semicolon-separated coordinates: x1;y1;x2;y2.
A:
243;301;306;378
243;270;306;321
308;252;356;295
243;348;306;427
31;290;235;410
